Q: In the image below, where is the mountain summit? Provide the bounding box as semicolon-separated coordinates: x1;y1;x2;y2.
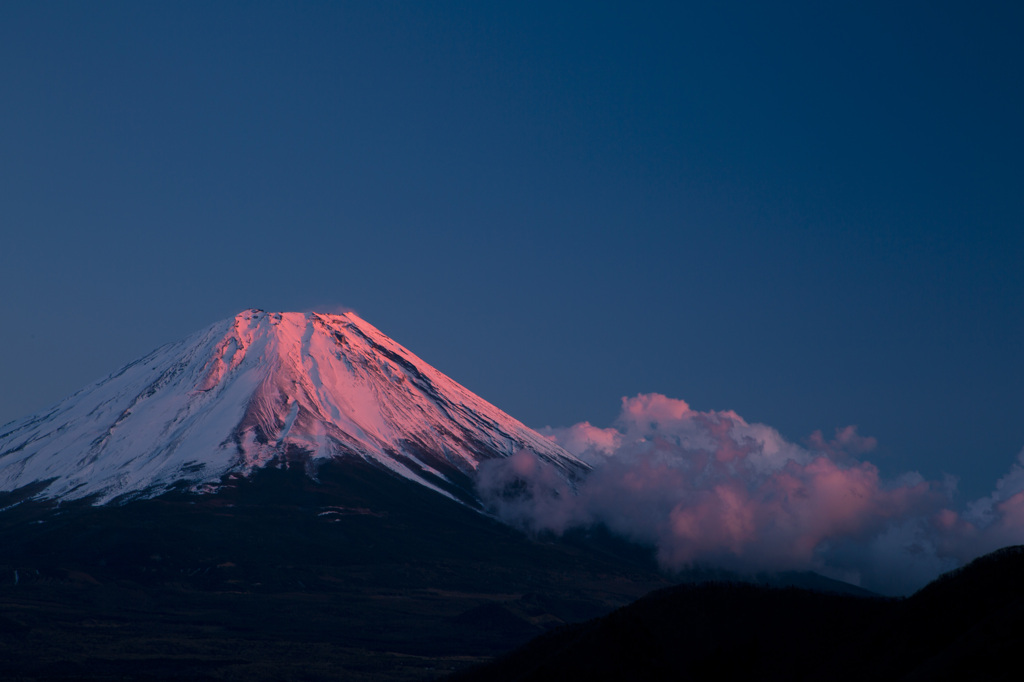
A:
0;309;585;504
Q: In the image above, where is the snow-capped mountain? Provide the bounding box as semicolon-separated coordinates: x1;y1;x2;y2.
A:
0;310;586;504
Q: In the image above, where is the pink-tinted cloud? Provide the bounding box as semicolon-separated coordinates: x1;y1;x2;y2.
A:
806;425;878;457
478;394;1024;595
928;448;1024;563
538;421;620;465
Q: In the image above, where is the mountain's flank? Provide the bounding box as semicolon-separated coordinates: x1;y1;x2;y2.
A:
0;309;585;504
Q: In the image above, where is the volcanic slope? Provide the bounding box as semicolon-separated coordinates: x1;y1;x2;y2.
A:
0;309;586;504
0;311;666;682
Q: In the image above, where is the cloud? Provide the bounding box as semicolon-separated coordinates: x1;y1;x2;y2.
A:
929;448;1024;563
806;425;878;458
478;394;1024;595
537;422;620;465
475;450;581;534
302;302;359;316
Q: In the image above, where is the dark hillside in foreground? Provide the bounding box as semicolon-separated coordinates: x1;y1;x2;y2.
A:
7;458;1022;682
448;582;891;682
450;546;1024;682
0;461;670;682
861;545;1024;680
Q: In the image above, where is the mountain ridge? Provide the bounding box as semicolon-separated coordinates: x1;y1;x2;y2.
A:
0;309;585;504
448;544;1024;682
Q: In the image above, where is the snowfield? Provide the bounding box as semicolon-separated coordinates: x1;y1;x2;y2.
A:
0;310;585;503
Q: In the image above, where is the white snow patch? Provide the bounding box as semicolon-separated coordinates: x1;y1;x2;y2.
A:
0;310;585;504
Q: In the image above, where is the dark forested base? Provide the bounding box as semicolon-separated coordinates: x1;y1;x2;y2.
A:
449;547;1024;682
0;461;670;681
6;461;1021;681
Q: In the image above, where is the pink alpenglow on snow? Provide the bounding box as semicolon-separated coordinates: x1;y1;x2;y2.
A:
0;310;585;504
4;312;1024;596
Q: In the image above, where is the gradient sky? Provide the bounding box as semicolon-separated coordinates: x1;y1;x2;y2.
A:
2;1;1021;503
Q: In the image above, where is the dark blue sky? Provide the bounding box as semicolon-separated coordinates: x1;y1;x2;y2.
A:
2;2;1021;500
